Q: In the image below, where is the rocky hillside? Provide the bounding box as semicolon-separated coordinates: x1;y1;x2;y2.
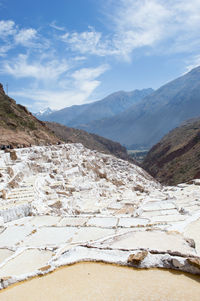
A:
79;66;200;149
46;122;134;162
0;83;61;147
143;117;200;185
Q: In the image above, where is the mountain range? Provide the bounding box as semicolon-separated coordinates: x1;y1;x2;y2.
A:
0;83;132;162
37;66;200;149
37;89;154;128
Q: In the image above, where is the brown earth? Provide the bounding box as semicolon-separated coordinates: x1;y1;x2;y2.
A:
143;117;200;185
0;83;62;147
46;122;135;162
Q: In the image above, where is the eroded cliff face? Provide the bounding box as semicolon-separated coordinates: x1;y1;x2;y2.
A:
143;118;200;185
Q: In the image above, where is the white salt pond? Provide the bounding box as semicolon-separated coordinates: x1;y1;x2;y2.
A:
184;218;200;255
0;262;200;301
1;144;200;292
0;249;53;277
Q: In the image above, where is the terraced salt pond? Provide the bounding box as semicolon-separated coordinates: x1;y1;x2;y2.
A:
0;144;200;295
0;263;200;301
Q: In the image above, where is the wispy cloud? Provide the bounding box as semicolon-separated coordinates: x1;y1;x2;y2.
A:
61;27;116;57
14;28;37;46
61;0;200;60
50;21;65;31
1;54;69;81
185;55;200;73
0;20;16;37
0;19;43;55
10;64;109;110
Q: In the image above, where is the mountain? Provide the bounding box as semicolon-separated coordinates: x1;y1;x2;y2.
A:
0;83;136;162
142;117;200;185
79;66;200;149
34;107;55;118
37;89;154;127
46;122;135;162
0;83;61;147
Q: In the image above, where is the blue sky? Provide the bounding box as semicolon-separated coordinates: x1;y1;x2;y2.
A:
1;0;200;112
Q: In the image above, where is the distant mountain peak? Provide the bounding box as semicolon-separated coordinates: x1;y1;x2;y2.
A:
35;107;55;117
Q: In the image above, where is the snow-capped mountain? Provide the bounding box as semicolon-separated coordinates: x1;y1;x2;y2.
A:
34;107;55;117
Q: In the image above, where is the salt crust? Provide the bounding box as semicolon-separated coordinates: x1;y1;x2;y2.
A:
0;144;200;289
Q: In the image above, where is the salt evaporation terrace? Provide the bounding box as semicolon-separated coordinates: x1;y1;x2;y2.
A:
0;143;200;290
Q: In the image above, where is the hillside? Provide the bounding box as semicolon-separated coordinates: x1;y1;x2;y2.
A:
37;89;154;127
79;66;200;148
143;117;200;185
0;83;61;147
46;122;134;162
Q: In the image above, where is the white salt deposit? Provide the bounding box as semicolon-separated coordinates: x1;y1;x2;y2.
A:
0;143;200;290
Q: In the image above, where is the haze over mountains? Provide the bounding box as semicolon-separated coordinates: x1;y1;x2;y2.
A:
37;66;200;149
0;83;131;162
37;89;154;128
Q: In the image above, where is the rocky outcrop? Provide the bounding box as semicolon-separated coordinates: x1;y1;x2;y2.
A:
127;251;148;265
187;258;200;269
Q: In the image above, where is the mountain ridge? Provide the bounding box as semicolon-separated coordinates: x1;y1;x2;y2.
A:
142;116;200;185
79;66;200;148
37;88;154;127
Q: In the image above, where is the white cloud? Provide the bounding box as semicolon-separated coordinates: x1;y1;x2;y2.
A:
72;64;109;94
60;0;200;60
50;21;65;31
61;27;117;56
1;54;69;81
0;44;12;57
0;20;44;55
14;28;37;46
72;65;108;81
185;55;200;73
0;20;16;37
10;64;109;110
111;0;200;58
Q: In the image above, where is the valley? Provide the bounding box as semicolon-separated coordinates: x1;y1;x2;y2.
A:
1;1;200;299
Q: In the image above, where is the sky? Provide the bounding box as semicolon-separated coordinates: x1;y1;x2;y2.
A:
1;0;200;112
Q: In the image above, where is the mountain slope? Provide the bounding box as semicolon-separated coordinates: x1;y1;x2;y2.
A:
142;117;200;185
46;122;135;162
79;66;200;148
0;84;61;146
38;89;154;127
